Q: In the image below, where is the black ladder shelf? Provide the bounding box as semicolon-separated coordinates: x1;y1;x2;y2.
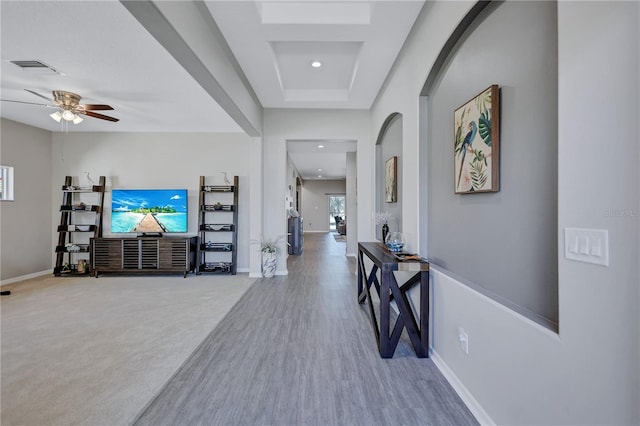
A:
197;175;238;274
54;175;106;276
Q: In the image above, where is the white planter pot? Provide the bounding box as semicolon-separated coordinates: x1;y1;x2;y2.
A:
262;252;277;277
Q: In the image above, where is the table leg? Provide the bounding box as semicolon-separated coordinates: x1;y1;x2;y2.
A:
419;270;429;357
380;267;392;358
357;250;363;303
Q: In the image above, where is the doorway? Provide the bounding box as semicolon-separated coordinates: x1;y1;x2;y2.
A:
329;195;346;231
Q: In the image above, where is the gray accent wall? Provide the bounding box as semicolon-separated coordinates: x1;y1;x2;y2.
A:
0;118;52;280
426;1;559;323
375;114;403;238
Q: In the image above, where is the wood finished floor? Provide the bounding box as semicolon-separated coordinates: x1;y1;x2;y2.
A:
134;233;478;426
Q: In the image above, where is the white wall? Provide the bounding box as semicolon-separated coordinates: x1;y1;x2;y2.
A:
371;1;639;425
346;152;357;256
50;131;253;272
300;180;346;233
0;119;52;281
262;109;372;274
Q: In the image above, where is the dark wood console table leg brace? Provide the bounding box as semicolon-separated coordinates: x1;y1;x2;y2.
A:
357;242;429;358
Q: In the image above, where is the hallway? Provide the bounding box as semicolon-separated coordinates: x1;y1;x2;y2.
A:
134;233;477;425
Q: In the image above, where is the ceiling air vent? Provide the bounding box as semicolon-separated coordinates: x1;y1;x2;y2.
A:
10;60;62;74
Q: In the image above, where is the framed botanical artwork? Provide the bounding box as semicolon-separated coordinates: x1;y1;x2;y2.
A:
454;84;500;194
385;156;397;203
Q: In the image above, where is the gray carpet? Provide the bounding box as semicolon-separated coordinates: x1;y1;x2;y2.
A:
0;273;254;425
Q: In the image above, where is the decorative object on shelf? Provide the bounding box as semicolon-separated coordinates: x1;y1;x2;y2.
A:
382;223;389;245
375;211;393;243
203;224;232;231
385;156;397;203
222;172;231;186
454;84;500;194
65;243;80;252
204;241;232;251
385;231;405;252
213;202;223;210
84;172;95;186
202;262;231;273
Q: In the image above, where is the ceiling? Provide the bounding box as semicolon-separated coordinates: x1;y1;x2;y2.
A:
0;1;241;133
0;0;425;180
287;139;357;181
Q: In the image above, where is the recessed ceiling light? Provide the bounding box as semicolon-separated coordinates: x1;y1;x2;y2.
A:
317;175;322;178
317;168;322;172
311;60;322;68
317;145;324;149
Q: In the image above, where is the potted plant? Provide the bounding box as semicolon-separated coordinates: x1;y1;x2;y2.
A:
213;201;223;210
253;236;288;278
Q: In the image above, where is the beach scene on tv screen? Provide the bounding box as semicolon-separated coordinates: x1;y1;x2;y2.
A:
111;189;187;233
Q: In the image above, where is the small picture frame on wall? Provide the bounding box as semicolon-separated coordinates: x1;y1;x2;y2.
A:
454;84;500;194
385;156;397;203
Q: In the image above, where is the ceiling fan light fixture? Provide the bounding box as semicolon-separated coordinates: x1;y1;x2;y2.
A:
49;110;62;123
62;110;75;121
72;115;83;124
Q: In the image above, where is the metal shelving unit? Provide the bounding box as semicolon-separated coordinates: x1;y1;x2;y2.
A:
197;175;238;274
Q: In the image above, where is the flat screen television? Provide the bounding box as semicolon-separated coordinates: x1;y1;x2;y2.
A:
111;189;188;234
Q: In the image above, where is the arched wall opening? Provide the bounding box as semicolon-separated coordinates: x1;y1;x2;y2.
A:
375;112;403;241
419;1;559;328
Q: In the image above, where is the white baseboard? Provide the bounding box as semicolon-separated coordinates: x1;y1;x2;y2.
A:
247;270;288;278
430;349;495;426
303;230;328;233
1;270;51;286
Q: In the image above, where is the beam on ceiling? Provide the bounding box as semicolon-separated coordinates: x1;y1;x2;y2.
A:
121;0;263;136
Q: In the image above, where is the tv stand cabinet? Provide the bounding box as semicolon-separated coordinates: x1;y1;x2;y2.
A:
91;236;197;277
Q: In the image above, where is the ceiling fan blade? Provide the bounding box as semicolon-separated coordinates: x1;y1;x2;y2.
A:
24;89;53;102
0;99;56;108
79;110;119;122
79;104;114;111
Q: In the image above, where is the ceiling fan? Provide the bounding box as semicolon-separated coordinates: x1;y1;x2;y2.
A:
1;89;119;124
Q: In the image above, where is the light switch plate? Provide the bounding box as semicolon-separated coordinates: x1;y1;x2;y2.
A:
564;228;609;266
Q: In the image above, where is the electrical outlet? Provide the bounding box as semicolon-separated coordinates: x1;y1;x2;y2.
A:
458;327;469;355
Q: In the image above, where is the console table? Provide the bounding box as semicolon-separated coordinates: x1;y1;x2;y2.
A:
357;242;429;358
